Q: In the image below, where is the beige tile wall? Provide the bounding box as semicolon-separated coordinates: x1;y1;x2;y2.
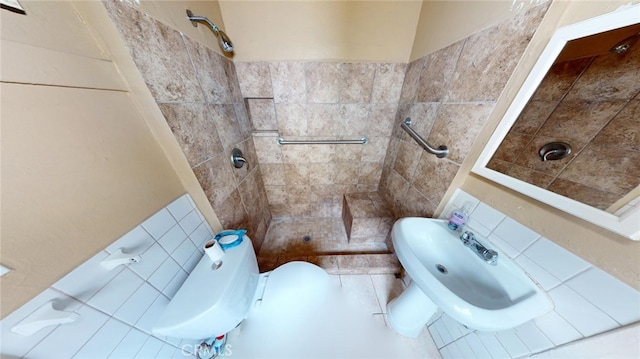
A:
379;3;550;218
236;62;407;219
104;0;271;251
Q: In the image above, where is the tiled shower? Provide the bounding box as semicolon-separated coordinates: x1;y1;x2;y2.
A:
105;0;552;269
104;0;271;255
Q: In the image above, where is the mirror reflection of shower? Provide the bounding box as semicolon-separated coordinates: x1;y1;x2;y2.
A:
486;23;640;212
186;9;234;53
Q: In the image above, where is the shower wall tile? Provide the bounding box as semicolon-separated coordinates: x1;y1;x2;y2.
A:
228;139;254;183
224;58;245;104
105;0;271;246
235;62;273;98
379;2;548;218
427;102;495;164
275;103;307;136
246;98;277;131
183;36;232;104
157;102;222;167
103;0;203;103
399;57;426;104
306;62;341;103
214;189;248;231
234;102;253;139
193;153;238;208
372;63;407;104
339;103;369;136
369;104;398;136
238;61;405;219
253;134;284;163
416;41;463;102
339;63;375;103
412;155;460;206
270;62;307;103
261;163;287;185
446;3;549;102
209;104;244;151
358;162;383;186
307;104;340;136
393;141;422;181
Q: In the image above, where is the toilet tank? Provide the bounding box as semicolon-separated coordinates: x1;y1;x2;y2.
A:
152;236;259;340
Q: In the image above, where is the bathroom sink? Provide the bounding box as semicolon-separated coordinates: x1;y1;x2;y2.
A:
390;218;553;332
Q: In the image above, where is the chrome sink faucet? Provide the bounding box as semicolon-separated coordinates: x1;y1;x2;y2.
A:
460;231;499;266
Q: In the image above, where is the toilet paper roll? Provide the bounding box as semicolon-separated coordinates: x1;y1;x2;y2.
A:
204;239;224;262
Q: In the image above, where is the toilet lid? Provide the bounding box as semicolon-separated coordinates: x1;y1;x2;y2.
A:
257;261;330;313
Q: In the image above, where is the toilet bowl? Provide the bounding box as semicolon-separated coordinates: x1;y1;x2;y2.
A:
152;234;329;340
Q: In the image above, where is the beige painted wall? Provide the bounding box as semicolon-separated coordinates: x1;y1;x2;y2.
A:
0;1;186;317
434;0;640;289
218;1;423;62
0;0;226;318
75;1;224;233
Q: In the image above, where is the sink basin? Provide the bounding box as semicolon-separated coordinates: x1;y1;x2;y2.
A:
387;218;552;335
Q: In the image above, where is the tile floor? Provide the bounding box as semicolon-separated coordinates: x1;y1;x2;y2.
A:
220;273;442;359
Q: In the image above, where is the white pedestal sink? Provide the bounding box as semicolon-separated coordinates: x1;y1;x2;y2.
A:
387;218;553;336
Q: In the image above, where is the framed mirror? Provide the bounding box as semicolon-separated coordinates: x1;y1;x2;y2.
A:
473;4;640;240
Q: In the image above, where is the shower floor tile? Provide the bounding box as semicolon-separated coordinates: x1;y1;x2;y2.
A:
258;218;400;275
260;218;389;256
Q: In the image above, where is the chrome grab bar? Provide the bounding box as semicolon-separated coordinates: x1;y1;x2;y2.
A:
277;137;368;145
401;118;448;158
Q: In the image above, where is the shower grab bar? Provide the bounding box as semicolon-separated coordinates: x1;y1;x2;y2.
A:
401;118;448;158
277;137;368;145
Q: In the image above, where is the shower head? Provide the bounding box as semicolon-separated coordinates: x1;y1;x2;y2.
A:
217;30;234;53
186;9;234;53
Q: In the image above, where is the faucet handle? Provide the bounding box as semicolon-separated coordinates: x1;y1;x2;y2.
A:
483;249;499;265
460;231;474;246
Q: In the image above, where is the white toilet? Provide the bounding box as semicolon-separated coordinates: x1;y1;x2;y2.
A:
152;234;329;341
